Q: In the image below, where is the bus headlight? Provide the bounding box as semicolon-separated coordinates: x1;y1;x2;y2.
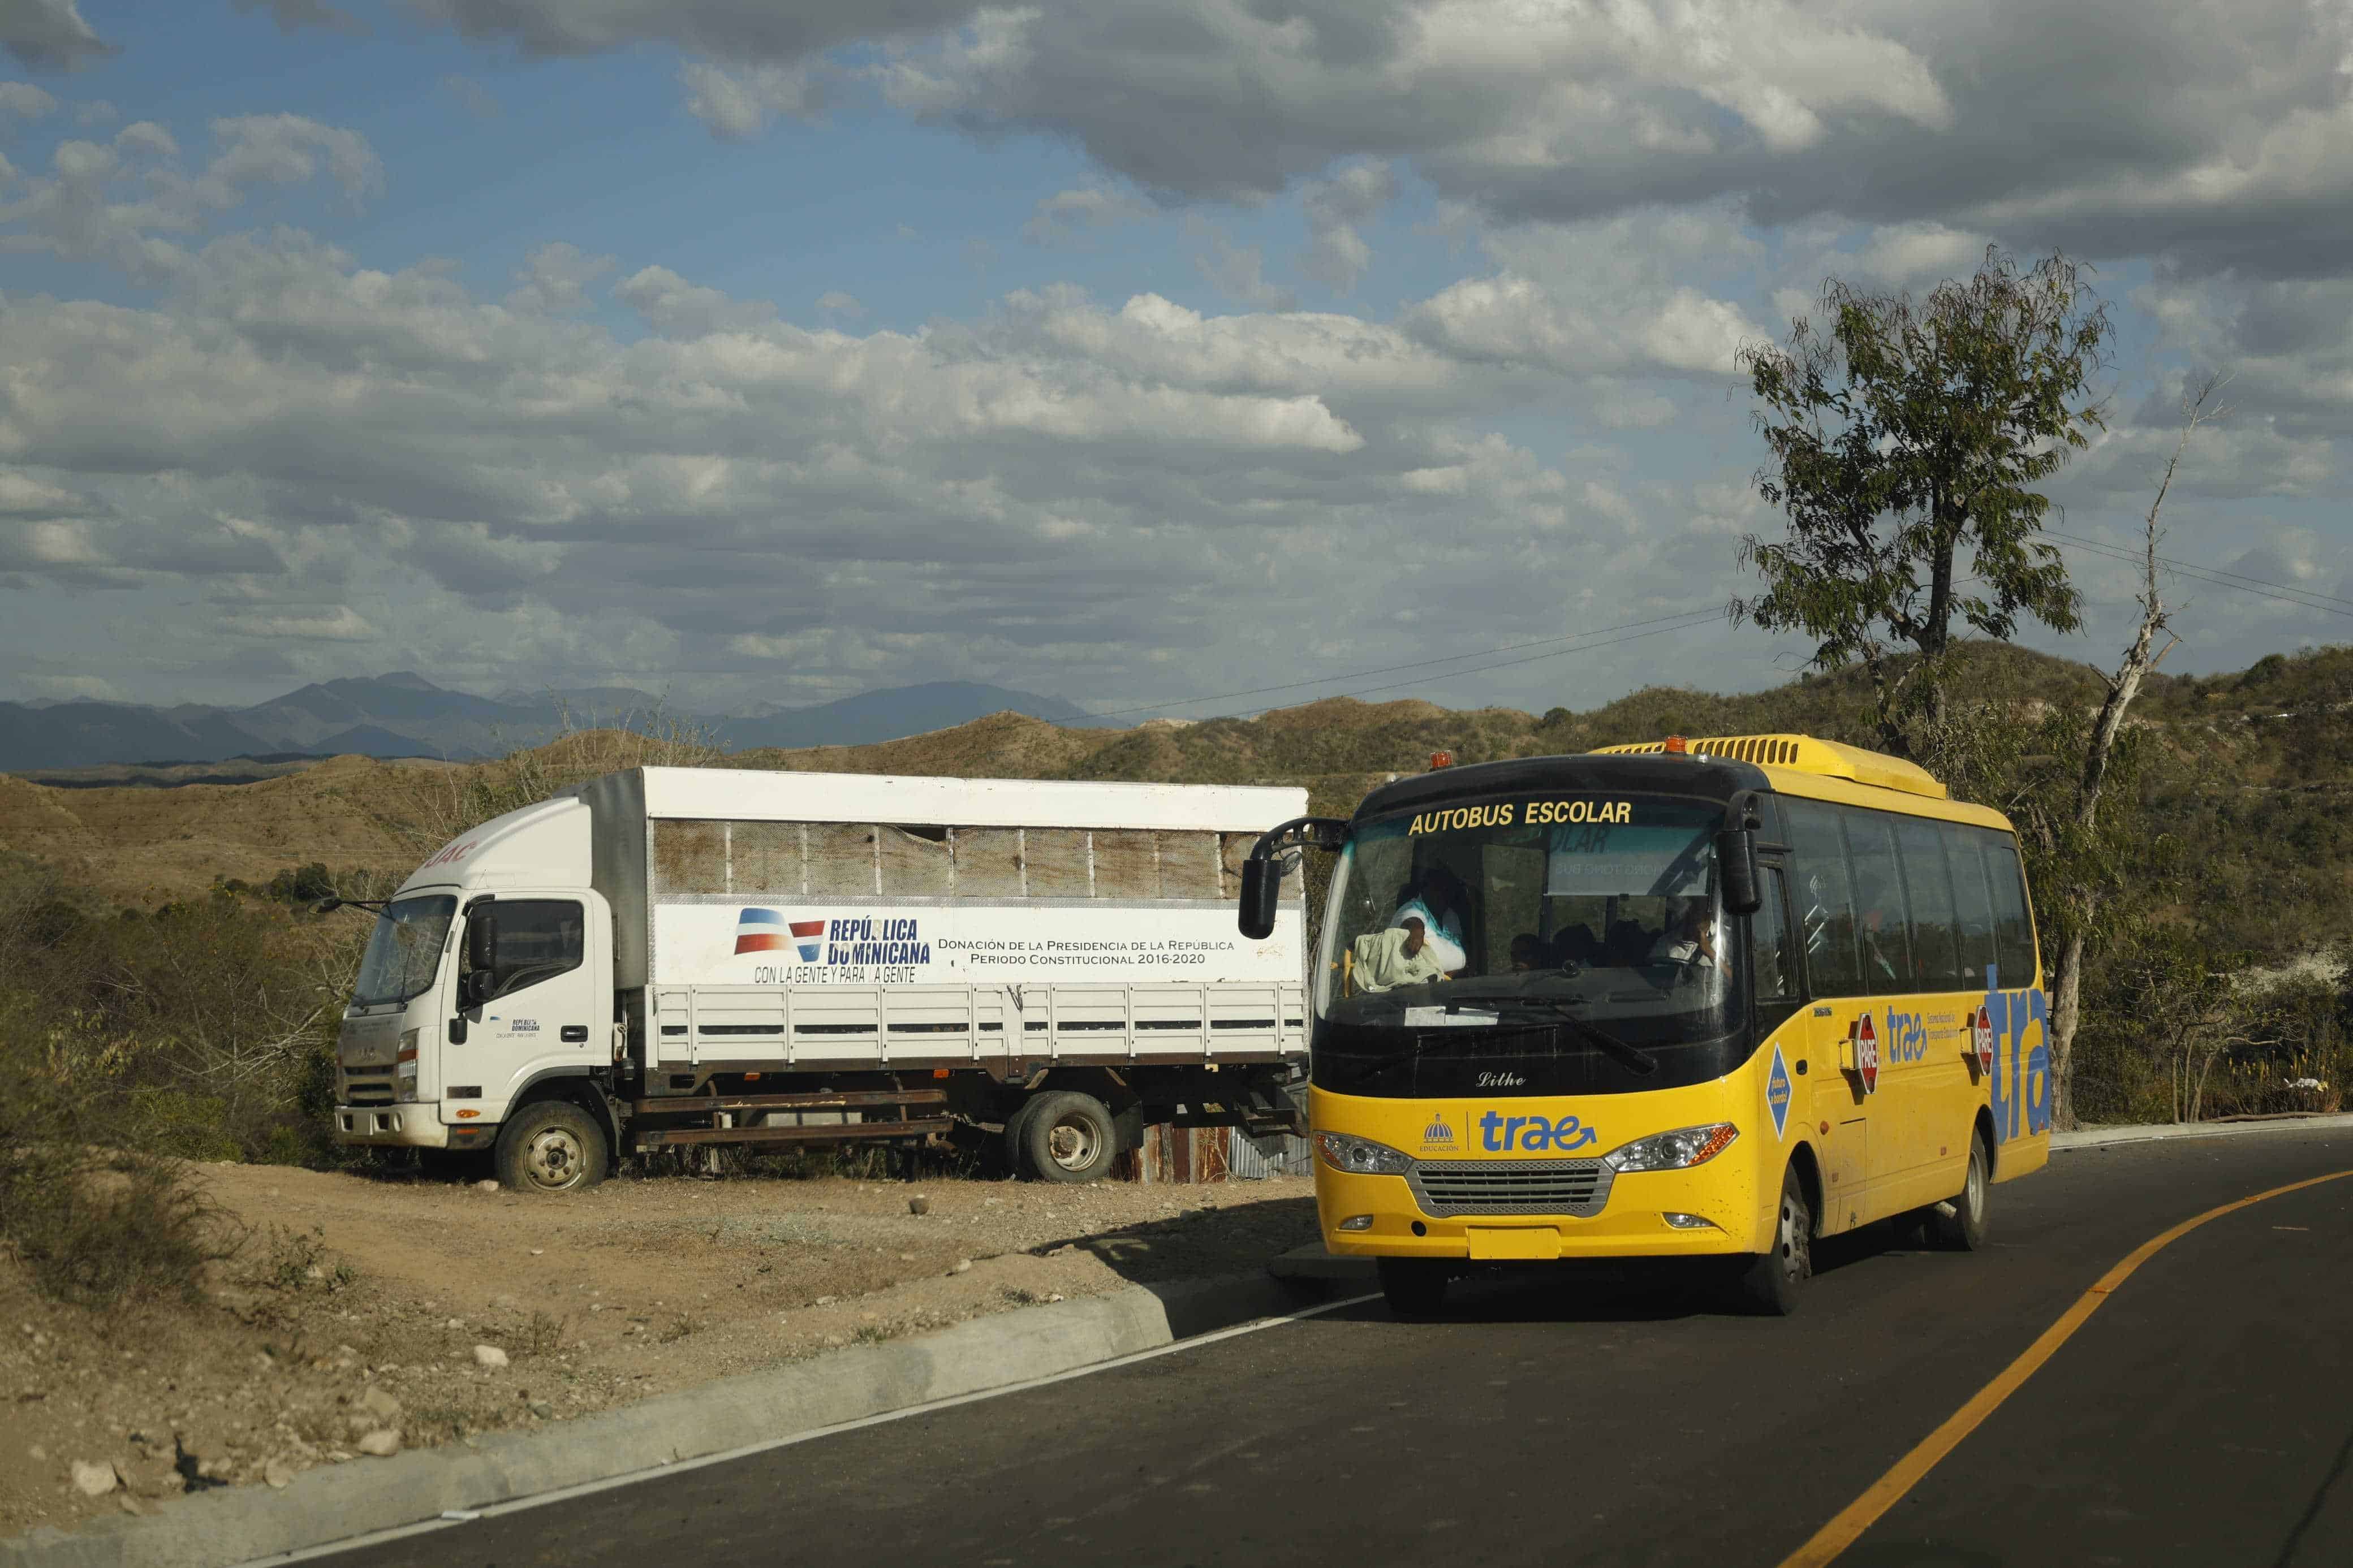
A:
1602;1124;1738;1173
1316;1131;1412;1176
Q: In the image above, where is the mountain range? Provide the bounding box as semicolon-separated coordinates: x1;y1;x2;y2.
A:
0;674;1109;773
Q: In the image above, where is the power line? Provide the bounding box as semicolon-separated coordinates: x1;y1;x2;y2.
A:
2046;533;2353;620
1232;608;1731;716
1079;606;1730;722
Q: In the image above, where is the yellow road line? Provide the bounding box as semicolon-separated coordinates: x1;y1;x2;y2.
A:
1777;1166;2353;1568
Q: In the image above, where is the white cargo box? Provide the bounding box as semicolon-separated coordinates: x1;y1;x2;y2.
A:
572;768;1309;1069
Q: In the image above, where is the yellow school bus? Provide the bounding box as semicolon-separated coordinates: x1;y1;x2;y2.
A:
1235;733;2053;1315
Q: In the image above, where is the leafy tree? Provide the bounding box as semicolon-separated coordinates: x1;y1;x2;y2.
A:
1734;247;2112;766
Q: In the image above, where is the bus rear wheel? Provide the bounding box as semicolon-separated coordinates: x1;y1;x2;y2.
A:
1376;1258;1449;1318
1928;1132;1990;1251
1728;1164;1812;1316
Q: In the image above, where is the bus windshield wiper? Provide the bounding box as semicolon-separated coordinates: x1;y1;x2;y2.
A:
1477;997;1658;1077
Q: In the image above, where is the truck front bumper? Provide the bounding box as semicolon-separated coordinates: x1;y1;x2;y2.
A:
333;1105;451;1150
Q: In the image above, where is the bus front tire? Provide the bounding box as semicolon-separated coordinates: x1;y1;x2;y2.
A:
1928;1133;1990;1251
1015;1091;1117;1183
1729;1165;1812;1316
494;1101;607;1195
1377;1258;1449;1318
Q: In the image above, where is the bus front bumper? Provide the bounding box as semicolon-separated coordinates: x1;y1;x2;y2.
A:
1316;1166;1769;1259
333;1105;451;1150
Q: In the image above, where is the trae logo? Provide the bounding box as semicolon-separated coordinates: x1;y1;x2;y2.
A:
1479;1111;1597;1153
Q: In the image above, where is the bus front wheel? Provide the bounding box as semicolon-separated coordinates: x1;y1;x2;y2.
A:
1376;1258;1449;1318
1928;1133;1990;1251
1729;1165;1812;1316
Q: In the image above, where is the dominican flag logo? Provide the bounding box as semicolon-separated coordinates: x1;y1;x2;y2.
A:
735;909;826;961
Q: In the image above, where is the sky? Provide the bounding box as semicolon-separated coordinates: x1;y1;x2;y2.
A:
2;0;2350;720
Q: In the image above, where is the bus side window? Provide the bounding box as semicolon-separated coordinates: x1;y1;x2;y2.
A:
1751;866;1799;1003
1781;799;1862;999
1842;810;1914;996
1982;835;2036;985
1894;819;1963;991
1945;823;1998;988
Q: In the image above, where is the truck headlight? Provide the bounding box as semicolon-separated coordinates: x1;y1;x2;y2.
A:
395;1029;420;1100
1315;1131;1412;1176
1602;1124;1738;1173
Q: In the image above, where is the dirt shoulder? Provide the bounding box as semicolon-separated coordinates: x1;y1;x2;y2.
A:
0;1164;1316;1539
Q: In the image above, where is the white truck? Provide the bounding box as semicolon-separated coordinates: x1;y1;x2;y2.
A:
329;767;1309;1191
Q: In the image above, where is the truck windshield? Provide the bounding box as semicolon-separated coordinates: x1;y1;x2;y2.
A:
351;895;456;1008
1312;795;1747;1097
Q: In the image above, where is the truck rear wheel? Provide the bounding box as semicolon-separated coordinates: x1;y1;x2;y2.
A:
1015;1091;1116;1183
495;1100;607;1195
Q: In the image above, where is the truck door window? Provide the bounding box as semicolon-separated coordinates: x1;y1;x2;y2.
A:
468;900;585;1003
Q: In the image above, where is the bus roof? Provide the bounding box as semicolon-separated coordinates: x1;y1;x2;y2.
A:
1588;733;1946;801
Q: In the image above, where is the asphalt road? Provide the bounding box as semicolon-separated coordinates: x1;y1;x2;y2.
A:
324;1129;2353;1568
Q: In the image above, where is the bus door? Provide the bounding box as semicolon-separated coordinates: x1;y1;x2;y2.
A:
1785;804;1871;1234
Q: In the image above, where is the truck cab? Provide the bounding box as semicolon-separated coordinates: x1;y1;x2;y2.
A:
334;798;615;1174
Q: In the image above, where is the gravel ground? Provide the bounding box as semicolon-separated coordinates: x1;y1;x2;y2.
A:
0;1161;1317;1539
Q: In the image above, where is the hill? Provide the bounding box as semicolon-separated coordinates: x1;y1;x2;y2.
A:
0;673;1108;772
3;640;2345;920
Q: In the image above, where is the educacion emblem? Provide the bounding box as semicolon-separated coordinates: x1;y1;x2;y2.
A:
1765;1043;1792;1139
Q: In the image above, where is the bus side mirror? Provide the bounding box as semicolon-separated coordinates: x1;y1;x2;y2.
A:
1716;830;1761;916
1238;857;1281;940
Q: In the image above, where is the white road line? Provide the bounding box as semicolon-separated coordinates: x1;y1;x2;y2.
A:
236;1290;1382;1567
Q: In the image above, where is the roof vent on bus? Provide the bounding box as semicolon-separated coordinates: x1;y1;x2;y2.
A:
1584;732;1948;800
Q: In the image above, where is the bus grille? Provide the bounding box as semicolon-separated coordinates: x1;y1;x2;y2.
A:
1407;1159;1613;1217
343;1070;396;1108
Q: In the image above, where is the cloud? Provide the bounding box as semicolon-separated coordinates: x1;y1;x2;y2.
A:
1021;183;1150;245
231;0;366;36
505;240;614;313
0;114;385;282
214;604;379;640
1191;224;1296;310
439;74;499;118
0;1;115;71
815;290;864;319
0;81;58;122
1299;159;1395;292
678;61;822;139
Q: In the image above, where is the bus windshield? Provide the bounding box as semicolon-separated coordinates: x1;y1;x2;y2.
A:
1313;795;1747;1097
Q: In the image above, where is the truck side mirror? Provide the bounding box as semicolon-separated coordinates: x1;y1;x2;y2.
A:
464;968;494;1008
1238;857;1281;940
1716;829;1761;916
467;909;496;974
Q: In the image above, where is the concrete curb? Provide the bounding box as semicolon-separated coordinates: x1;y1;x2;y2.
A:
2053;1110;2353;1152
2;1272;1318;1568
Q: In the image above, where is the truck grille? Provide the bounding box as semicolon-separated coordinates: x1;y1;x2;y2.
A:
1407;1159;1614;1218
344;1070;397;1108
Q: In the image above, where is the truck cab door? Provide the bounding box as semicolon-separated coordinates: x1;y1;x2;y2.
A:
447;892;610;1120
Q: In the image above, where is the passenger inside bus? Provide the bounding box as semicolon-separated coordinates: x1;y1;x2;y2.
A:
1854;879;1903;988
1550;923;1601;969
1509;933;1543;971
1649;897;1717;967
1351;915;1449;992
1390;867;1470;976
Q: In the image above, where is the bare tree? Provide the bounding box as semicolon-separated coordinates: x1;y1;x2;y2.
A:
2039;373;2227;1128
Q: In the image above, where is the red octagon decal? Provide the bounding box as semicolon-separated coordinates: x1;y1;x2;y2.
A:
1853;1012;1880;1095
1971;1003;1996;1077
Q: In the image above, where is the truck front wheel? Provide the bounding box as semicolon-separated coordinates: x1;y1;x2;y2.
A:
1015;1091;1117;1183
495;1100;608;1195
